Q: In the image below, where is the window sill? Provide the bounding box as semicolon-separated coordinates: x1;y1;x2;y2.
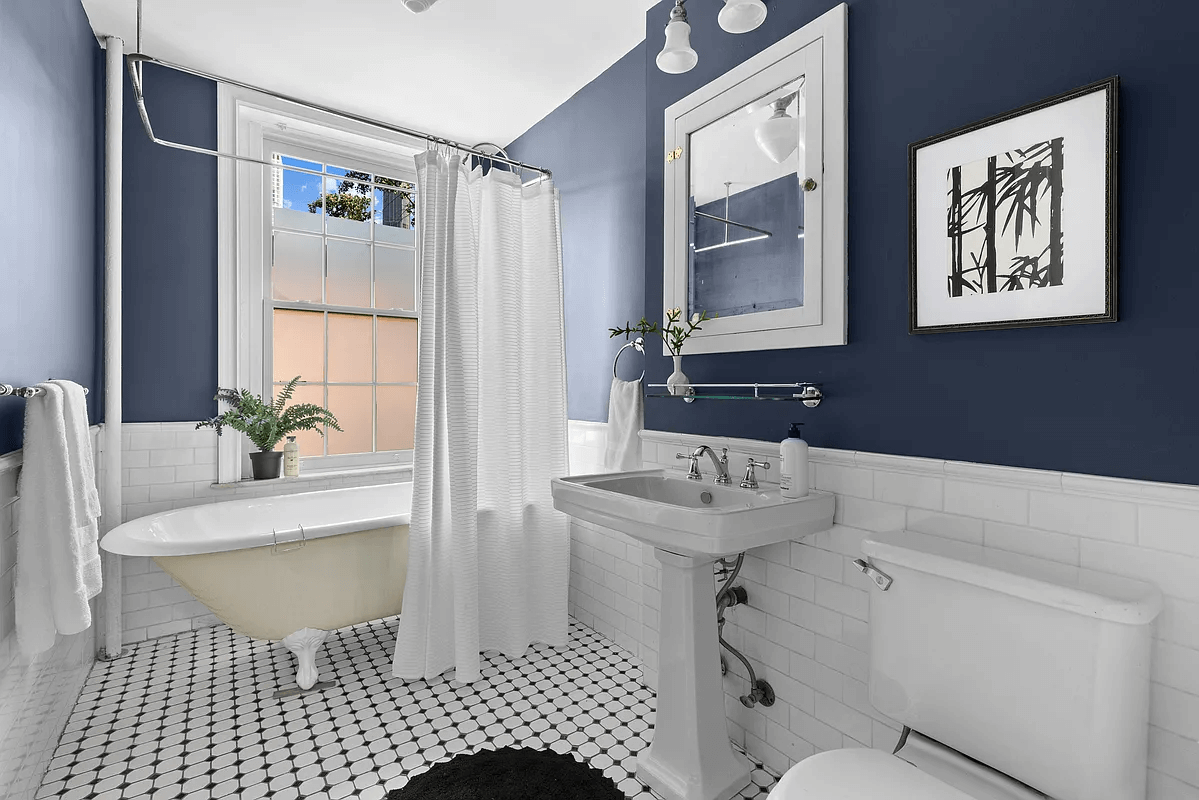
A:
212;463;411;489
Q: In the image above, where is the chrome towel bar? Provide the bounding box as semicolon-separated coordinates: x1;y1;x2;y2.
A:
0;384;90;399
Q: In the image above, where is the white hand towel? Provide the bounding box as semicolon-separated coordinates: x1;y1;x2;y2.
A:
51;380;102;600
16;383;95;656
603;377;643;471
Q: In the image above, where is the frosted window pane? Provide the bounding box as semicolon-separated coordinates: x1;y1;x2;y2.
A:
324;177;372;239
377;386;416;451
273;310;325;383
374;181;417;245
272;232;323;302
272;164;324;233
327;386;373;455
377;317;418;383
326;239;371;307
279;382;326;457
327;313;373;383
374;246;416;311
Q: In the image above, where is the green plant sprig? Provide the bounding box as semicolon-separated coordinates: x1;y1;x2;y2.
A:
609;307;715;357
196;376;343;452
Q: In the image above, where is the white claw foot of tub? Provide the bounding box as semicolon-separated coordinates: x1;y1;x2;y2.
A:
282;628;329;690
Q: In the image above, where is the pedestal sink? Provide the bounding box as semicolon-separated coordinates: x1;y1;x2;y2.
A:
551;468;835;800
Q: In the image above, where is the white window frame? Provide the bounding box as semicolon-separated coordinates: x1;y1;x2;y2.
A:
216;84;425;483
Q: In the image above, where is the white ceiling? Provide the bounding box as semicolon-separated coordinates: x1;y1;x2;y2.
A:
80;0;656;148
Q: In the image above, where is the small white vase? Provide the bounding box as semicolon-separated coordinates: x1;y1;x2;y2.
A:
667;355;691;397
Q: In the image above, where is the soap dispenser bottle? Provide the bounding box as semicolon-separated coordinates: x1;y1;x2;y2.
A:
779;423;808;498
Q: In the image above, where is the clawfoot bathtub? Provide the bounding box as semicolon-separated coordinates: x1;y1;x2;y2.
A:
101;483;411;690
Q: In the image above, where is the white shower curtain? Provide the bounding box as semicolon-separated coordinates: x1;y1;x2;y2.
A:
392;151;570;683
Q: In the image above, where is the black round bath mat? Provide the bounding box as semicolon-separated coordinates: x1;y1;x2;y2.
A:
384;746;627;800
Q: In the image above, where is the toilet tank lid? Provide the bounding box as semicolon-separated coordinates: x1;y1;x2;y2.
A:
772;749;973;800
861;531;1162;625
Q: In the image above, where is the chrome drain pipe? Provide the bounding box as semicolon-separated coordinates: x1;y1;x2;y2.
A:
715;554;775;708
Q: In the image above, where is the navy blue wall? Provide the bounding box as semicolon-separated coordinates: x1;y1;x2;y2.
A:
122;65;219;422
507;44;648;423
515;0;1199;484
0;0;101;454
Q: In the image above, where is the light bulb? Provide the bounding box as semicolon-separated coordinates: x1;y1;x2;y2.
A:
755;99;800;164
718;0;768;34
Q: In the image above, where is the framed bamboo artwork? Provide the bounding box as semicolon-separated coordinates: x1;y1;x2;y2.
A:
909;77;1118;334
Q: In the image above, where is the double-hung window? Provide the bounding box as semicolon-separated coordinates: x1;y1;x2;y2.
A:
218;87;422;481
267;144;419;468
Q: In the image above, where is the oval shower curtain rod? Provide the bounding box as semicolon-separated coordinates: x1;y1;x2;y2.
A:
122;0;551;180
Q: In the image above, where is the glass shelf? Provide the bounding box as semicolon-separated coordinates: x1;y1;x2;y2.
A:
645;392;810;402
644;384;823;406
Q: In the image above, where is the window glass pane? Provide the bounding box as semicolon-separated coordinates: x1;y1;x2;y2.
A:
326;239;371;307
272;159;324;233
272;231;324;302
279;381;326;458
327;386;373;455
377;317;418;383
374;246;416;311
374;180;417;245
326;164;368;180
327;313;373;383
324;177;372;239
377;386;417;451
273;309;325;383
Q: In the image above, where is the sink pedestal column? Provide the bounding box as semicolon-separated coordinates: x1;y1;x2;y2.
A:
638;548;751;800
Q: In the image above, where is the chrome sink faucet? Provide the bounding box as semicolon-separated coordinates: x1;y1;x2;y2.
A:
676;445;732;485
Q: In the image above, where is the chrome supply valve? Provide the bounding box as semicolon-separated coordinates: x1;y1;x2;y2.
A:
740;458;771;490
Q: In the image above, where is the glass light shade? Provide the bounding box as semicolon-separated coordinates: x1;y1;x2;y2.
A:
718;0;768;34
657;19;698;74
755;108;800;164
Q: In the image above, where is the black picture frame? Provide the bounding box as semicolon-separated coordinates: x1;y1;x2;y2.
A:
908;77;1118;334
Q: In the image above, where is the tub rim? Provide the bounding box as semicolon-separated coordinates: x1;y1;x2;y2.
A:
100;482;412;558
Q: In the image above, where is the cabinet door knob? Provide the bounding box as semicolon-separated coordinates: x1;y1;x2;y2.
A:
802;177;818;192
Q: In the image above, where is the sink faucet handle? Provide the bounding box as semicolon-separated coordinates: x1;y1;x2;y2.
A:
676;452;703;481
740;458;771;490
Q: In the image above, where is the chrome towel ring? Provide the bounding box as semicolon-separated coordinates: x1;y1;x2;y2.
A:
613;337;646;381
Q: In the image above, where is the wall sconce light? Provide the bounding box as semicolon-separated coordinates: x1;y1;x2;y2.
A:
656;0;699;75
658;0;770;75
718;0;768;34
400;0;441;11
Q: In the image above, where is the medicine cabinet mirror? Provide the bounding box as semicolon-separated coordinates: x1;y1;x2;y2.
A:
663;4;847;354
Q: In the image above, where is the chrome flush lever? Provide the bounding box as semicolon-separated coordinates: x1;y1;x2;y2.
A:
853;558;893;591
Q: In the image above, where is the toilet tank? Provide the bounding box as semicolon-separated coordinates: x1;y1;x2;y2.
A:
861;531;1161;800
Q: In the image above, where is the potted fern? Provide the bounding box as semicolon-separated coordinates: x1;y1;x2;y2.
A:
196;376;342;480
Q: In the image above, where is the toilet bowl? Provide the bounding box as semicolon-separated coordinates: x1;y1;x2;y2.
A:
768;732;1044;800
767;531;1161;800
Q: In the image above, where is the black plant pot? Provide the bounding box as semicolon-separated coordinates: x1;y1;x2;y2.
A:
249;451;284;480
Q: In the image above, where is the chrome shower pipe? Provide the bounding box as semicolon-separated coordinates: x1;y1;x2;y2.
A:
123;54;553;181
100;36;125;661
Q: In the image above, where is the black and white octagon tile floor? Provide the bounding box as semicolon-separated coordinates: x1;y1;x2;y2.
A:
36;619;778;800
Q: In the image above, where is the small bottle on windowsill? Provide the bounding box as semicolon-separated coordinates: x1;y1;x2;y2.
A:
284;436;300;478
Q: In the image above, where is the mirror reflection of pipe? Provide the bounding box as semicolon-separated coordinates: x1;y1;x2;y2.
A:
692;181;773;253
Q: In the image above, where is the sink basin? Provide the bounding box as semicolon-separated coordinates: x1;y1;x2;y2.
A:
551;468;834;558
552;467;835;800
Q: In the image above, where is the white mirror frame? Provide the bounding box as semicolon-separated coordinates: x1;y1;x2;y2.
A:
663;3;847;354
